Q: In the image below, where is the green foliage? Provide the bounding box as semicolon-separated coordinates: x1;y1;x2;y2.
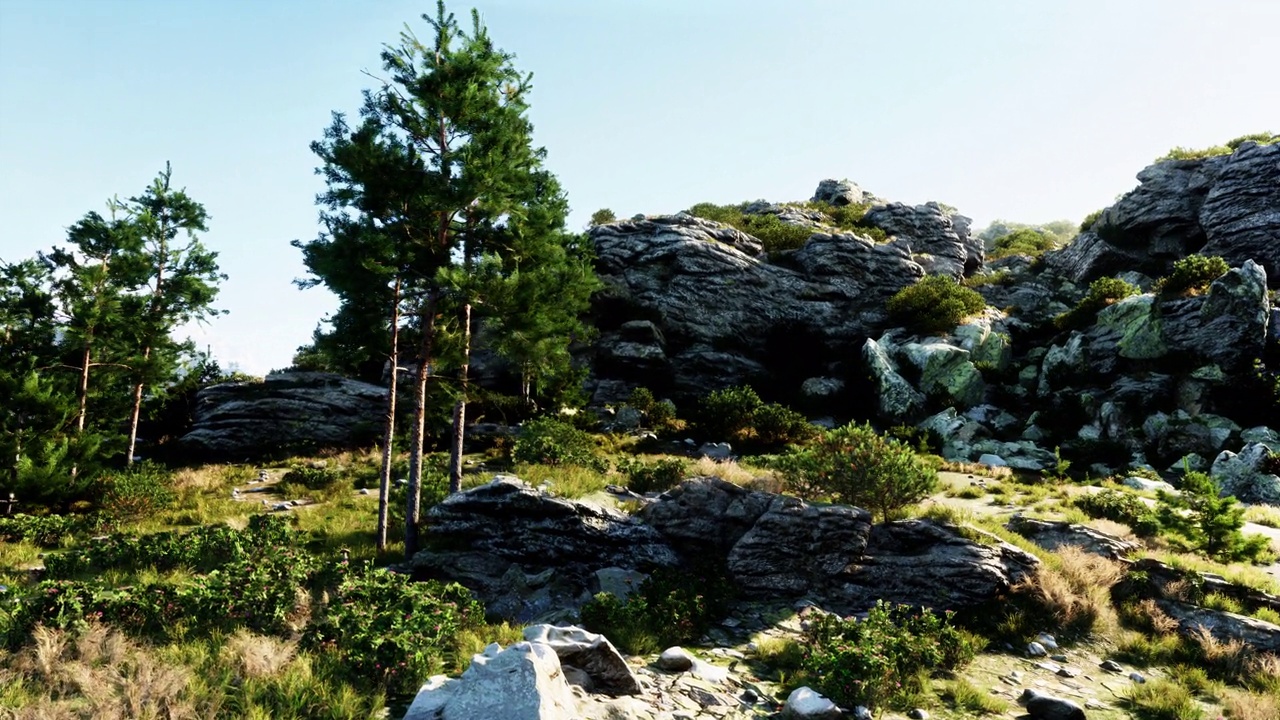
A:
799;200;888;242
615;457;686;495
1157;471;1272;563
987;227;1057;260
751;403;817;447
687;202;816;253
511;417;606;471
304;564;485;694
579;565;736;655
774;422;938;522
96;461;176;524
1074;489;1163;537
589;208;616;225
1080;209;1105;232
0;513;90;547
1055;276;1140;330
694;385;762;441
886;275;986;334
626;386;655;414
800;601;980;710
1123;678;1205;720
1157;132;1278;162
1156;255;1230;296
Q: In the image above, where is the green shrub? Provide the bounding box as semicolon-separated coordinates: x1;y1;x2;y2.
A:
751;403;817;447
886;275;986;335
97;461;175;524
774;422;938;522
1073;489;1162;537
1157;471;1272;563
304;564;485;694
695;386;763;442
988;227;1057;260
511;417;606;471
1055;276;1140;330
687;202;815;253
1156;255;1230;297
589;208;616;225
647;399;678;434
801;601;980;710
1157;132;1277;162
626;386;655;415
0;513;93;547
1080;208;1104;232
616;457;687;495
579;565;736;655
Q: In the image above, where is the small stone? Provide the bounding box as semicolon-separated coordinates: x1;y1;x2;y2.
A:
359;487;371;495
1051;654;1068;663
1035;632;1059;650
1056;667;1079;678
657;647;695;672
1026;641;1048;657
1020;688;1086;720
1130;671;1146;684
853;707;874;720
1100;660;1124;673
907;709;930;720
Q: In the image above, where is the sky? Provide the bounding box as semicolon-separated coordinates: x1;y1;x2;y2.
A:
1;0;1277;376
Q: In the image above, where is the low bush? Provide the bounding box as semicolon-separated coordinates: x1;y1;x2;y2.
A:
615;457;687;495
1157;471;1272;564
751;403;816;447
1080;208;1104;232
687;202;815;253
800;601;980;711
579;565;736;655
1123;677;1205;720
511;417;606;472
773;422;937;522
694;385;762;441
0;513;93;547
304;564;485;694
886;275;986;334
97;461;176;525
1156;132;1278;162
1054;276;1140;330
1074;489;1162;537
1155;255;1229;297
988;227;1057;260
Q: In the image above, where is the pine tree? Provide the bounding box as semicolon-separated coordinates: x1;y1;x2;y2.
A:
298;1;582;557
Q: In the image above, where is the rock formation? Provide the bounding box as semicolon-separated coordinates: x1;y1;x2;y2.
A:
178;371;385;459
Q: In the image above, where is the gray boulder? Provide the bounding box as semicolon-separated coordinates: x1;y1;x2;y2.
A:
408;477;678;621
863;201;981;278
862;337;926;423
1048;141;1280;287
1019;688;1086;720
590;213;923;397
1006;515;1138;560
179;371;385;458
782;686;842;720
1211;443;1280;505
404;642;577;720
522;625;639;696
811;178;866;207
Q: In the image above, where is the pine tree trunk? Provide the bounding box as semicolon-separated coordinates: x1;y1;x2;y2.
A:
377;276;402;551
125;345;151;465
405;292;438;559
448;302;471;493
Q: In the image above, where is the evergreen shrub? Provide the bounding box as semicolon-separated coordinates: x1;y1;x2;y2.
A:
886;275;986;334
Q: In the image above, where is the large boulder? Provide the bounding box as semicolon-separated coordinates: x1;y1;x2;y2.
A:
408;477;679;621
862;201;982;278
862;337;925;423
1211;443;1280;505
178;371;385;459
1048;141;1280;287
404;642;578;720
589;213;924;398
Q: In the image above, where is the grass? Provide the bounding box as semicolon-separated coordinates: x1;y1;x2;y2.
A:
1243;504;1280;528
938;677;1008;715
1143;550;1280;595
1123;677;1205;720
512;462;611;498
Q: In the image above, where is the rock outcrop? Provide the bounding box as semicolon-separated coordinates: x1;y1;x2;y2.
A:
1048;141;1280;287
178;371;385;459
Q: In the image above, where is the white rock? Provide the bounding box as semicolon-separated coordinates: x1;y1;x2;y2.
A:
978;453;1008;467
1123;476;1177;494
782;686;842;720
1026;641;1047;657
1035;632;1059;650
405;642;578;720
657;646;695;672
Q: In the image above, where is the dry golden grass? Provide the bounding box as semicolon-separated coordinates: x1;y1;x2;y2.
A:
1132;598;1181;635
1223;688;1280;720
940;461;1013;479
1033;547;1124;636
9;622;193;720
222;630;296;680
1083;517;1139;543
1192;626;1251;681
687;456;759;485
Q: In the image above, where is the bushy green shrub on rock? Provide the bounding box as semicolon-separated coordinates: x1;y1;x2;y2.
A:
693;386;814;448
579;565;736;655
773;422;938;522
1155;255;1229;297
886;275;986;335
1054;276;1140;330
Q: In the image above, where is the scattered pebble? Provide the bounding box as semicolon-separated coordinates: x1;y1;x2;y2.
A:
907;709;930;720
1035;632;1059;650
1100;660;1124;673
1056;667;1079;678
1026;641;1048;657
1050;653;1068;663
1129;671;1147;684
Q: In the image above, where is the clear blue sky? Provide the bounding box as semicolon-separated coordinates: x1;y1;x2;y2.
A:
2;0;1276;375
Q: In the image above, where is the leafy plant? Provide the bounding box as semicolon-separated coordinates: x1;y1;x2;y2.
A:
1055;276;1140;330
694;385;763;442
1074;489;1163;537
800;601;980;710
773;422;938;522
616;457;687;495
1157;471;1272;563
1155;255;1230;297
579;565;736;655
886;275;986;335
510;417;606;471
96;461;176;525
304;563;484;694
686;202;815;253
988;227;1057;260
